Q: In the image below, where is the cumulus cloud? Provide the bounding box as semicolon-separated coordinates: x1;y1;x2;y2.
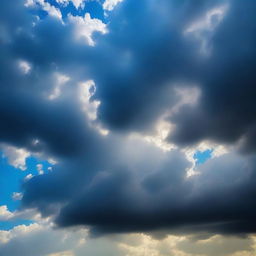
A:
0;221;124;256
68;13;107;46
0;223;80;256
1;144;30;170
103;0;124;11
25;0;63;20
0;206;14;221
56;0;85;9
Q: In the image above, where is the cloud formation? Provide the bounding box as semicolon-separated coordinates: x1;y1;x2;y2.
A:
1;222;255;256
1;0;256;245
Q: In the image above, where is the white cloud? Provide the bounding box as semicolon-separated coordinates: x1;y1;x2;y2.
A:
24;0;35;7
55;0;69;7
68;13;107;46
48;73;70;101
56;0;84;9
48;158;57;165
24;173;34;181
25;0;62;21
177;234;255;256
0;223;42;244
1;144;30;170
0;230;10;244
0;222;87;256
103;0;124;11
25;1;107;46
17;60;31;74
0;206;14;221
0;206;40;223
12;192;23;201
36;163;44;175
143;120;175;152
79;80;109;135
79;80;100;121
72;0;84;8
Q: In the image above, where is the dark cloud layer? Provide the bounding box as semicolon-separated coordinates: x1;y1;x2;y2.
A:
169;0;256;151
49;153;256;236
1;0;256;237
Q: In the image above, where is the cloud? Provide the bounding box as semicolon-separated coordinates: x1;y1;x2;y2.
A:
177;234;254;256
1;144;30;170
79;80;101;121
0;206;14;221
184;3;229;56
103;0;124;11
56;0;85;9
167;0;256;152
0;205;39;222
68;13;107;46
25;0;63;20
12;192;23;201
0;221;123;256
17;60;32;74
0;223;255;256
0;223;78;256
48;73;70;101
51;151;256;236
118;233;256;256
36;164;44;175
1;0;256;244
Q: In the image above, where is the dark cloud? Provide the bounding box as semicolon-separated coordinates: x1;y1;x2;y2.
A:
23;143;256;236
1;0;256;238
169;0;256;152
90;0;256;153
0;0;98;157
90;0;199;132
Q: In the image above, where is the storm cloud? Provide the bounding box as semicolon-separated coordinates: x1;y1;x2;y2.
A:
1;0;256;240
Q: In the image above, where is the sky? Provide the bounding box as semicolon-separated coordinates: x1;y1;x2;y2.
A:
1;0;256;255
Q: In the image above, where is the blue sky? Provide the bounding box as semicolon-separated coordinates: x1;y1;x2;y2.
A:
36;0;106;20
0;154;52;230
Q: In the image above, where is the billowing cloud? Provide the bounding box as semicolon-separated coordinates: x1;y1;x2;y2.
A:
0;144;30;170
1;1;256;254
103;0;124;11
68;13;107;46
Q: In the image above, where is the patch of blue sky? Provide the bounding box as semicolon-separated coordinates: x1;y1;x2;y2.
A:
0;153;54;229
0;220;34;231
0;153;53;211
0;153;53;230
26;156;53;176
0;153;27;211
193;149;213;165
